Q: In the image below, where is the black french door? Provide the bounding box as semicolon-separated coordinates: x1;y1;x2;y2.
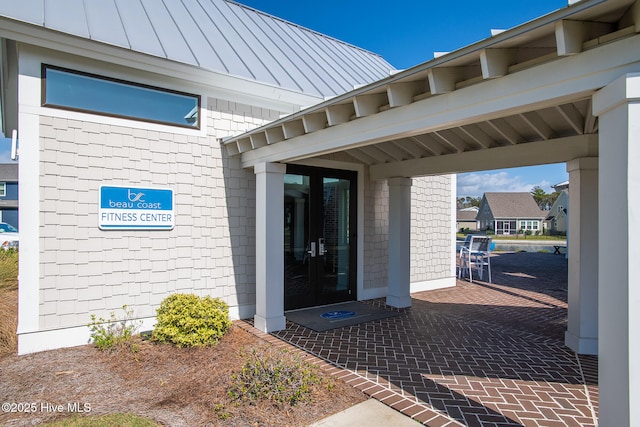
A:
284;165;357;310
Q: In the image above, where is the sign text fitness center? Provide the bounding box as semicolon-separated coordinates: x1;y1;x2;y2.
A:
99;186;174;230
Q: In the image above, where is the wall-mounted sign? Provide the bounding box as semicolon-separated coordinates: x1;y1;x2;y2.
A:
99;185;174;230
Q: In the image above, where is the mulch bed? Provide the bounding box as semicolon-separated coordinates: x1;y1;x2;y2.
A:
0;325;366;426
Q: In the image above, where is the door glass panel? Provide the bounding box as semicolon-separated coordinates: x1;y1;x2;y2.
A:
284;174;312;309
319;177;351;298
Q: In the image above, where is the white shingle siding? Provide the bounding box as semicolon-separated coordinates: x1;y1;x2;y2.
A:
411;176;452;282
363;178;388;290
37;99;277;329
362;175;453;290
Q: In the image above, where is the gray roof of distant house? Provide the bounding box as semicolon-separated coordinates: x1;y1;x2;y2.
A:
0;0;395;98
457;210;477;221
0;164;18;181
483;192;545;219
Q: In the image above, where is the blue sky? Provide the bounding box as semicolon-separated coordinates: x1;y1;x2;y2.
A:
238;0;570;197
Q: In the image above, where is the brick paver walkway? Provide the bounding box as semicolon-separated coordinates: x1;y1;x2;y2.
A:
272;252;599;427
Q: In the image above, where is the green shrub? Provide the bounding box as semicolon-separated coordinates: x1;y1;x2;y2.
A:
228;346;322;407
151;293;231;347
88;305;141;352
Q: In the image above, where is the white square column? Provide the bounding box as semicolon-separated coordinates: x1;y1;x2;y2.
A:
386;177;412;308
253;162;287;332
592;73;640;427
564;157;598;355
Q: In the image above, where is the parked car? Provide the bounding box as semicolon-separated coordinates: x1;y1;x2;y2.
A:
0;222;18;250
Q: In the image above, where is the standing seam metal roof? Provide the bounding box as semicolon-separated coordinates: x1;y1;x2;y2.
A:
0;0;396;99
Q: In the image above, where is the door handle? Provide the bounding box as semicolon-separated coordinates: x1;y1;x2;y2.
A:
307;242;316;257
318;238;326;256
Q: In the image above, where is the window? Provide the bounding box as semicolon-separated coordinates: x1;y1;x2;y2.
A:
42;65;200;129
0;183;5;197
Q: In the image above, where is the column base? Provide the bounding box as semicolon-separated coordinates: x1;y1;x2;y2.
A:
254;314;286;333
565;330;598;355
386;294;412;308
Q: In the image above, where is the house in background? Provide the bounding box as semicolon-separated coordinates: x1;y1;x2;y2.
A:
476;192;546;235
456;207;478;232
547;181;569;235
0;163;18;228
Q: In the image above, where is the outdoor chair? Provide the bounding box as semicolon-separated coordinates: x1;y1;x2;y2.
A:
458;235;492;283
456;234;472;276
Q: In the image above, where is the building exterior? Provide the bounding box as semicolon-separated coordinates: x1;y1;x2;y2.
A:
2;1;640;425
0;0;455;355
0;163;18;228
456;207;478;232
476;192;546;235
547;181;570;234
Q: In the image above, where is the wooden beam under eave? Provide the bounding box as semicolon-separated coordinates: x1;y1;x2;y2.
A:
370;134;598;180
237;138;252;153
326;103;355;126
387;81;427;107
282;120;305;139
358;145;390;163
354;93;388;117
556;20;586;56
456;124;494;149
265;127;285;144
394;139;425;159
302;112;327;133
345;148;376;165
376;141;407;162
432;130;466;153
487;118;522;145
519;111;555;140
427;68;459;94
556;104;585;135
225;142;240;156
410;135;444;156
480;49;513;79
250;132;268;149
583;99;597;134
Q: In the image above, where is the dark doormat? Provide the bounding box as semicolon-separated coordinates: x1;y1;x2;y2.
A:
285;301;400;332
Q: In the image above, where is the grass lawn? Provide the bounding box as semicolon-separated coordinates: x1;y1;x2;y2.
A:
41;413;161;427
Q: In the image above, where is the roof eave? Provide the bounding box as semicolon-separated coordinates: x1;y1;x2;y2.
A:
0;16;325;112
221;0;617;146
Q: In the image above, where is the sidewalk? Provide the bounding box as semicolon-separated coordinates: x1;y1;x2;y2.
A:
309;399;418;427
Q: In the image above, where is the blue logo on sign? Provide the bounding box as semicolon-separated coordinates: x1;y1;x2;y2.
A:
320;310;356;319
128;189;145;203
100;186;172;210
